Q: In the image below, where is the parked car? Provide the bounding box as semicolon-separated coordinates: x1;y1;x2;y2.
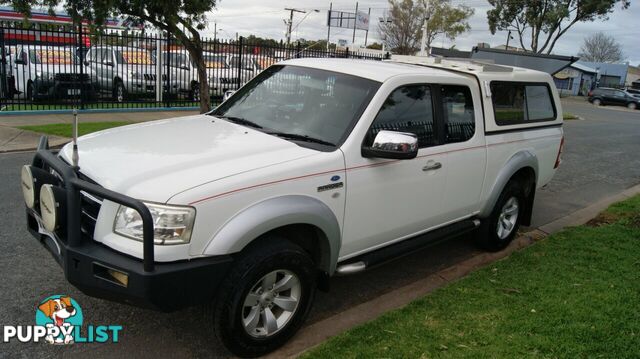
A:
21;58;563;357
625;88;640;97
11;45;94;101
84;46;157;102
588;87;640;110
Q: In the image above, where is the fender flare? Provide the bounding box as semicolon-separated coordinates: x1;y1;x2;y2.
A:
203;195;342;274
479;150;539;218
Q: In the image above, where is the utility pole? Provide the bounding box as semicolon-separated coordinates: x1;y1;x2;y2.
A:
327;2;332;51
285;8;306;46
419;0;430;56
352;2;359;44
364;7;371;46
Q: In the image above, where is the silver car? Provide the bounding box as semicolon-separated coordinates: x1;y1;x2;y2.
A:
85;46;158;102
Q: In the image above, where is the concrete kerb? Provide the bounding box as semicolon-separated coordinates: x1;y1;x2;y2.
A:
268;183;640;358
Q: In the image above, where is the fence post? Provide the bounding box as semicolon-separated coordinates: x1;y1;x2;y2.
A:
155;35;163;104
0;27;5;105
345;47;349;59
165;32;171;108
296;41;301;58
238;36;243;90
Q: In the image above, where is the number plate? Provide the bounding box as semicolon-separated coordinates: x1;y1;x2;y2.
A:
67;88;80;95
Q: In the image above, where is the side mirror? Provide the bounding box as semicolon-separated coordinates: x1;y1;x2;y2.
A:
362;130;418;160
14;58;25;65
223;90;235;101
103;60;114;67
84;60;90;66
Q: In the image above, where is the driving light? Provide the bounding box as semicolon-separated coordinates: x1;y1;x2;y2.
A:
114;203;195;245
39;184;58;232
21;165;36;209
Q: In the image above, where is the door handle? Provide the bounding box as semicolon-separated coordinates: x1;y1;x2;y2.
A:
422;161;442;171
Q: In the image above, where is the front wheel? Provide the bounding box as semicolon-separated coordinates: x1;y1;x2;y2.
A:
628;102;637;110
592;98;602;106
113;81;125;103
211;238;316;357
477;180;525;251
190;82;200;102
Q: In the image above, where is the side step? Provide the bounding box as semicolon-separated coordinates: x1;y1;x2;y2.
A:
336;218;480;275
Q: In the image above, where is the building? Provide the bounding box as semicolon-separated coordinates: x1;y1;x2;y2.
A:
626;65;640;89
553;62;597;96
577;61;628;88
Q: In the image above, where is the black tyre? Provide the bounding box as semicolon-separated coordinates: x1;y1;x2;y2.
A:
190;82;200;102
211;237;317;357
592;98;602;106
477;180;525;251
113;80;125;103
27;82;34;102
628;102;637;110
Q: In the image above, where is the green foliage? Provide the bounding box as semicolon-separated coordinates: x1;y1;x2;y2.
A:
304;194;640;358
379;0;473;55
487;0;630;54
366;42;383;50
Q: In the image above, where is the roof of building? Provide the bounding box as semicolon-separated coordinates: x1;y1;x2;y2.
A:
571;62;598;74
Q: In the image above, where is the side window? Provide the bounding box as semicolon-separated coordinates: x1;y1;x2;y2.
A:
366;85;436;148
491;82;555;125
526;85;555;120
441;85;475;143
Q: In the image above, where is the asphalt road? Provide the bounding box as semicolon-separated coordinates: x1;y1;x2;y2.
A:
1;99;639;358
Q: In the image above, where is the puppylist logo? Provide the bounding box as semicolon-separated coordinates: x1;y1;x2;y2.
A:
2;295;122;344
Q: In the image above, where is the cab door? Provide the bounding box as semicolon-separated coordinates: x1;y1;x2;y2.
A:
340;83;448;257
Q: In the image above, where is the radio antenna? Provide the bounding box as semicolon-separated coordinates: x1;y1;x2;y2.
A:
71;108;79;168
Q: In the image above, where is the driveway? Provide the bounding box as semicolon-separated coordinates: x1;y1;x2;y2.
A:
1;99;639;358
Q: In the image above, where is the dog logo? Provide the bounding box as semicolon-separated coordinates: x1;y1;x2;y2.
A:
35;295;83;345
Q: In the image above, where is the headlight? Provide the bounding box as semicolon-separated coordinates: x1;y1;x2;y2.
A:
21;165;36;209
114;203;195;245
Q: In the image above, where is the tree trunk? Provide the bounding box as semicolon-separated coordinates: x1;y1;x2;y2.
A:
185;43;211;113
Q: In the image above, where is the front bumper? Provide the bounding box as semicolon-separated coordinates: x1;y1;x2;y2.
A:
34;79;96;100
25;137;233;312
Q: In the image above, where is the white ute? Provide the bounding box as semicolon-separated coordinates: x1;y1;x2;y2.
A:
21;57;563;357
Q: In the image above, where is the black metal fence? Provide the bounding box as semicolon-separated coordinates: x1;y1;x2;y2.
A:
0;24;388;112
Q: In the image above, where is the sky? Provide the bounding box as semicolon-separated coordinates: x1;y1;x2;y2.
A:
201;0;639;65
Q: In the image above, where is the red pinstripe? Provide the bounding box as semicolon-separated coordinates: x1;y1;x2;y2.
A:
188;134;560;205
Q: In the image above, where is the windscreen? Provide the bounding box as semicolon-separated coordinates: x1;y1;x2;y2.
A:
213;65;380;146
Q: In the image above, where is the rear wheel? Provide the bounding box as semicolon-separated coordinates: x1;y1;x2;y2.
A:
211;237;316;357
628;102;637;110
190;82;200;102
592;98;602;106
477;180;525;251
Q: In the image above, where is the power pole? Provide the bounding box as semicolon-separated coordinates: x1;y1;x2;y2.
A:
285;8;305;46
419;0;430;56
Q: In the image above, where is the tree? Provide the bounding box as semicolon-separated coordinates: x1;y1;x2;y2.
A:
487;0;630;54
11;0;217;113
379;0;473;55
578;32;624;63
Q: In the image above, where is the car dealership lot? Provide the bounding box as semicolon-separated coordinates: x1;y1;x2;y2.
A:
1;100;639;358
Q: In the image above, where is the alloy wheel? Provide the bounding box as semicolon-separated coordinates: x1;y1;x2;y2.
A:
242;269;301;338
496;197;519;240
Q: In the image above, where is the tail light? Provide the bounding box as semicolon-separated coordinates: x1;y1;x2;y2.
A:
587;90;593;96
554;136;564;169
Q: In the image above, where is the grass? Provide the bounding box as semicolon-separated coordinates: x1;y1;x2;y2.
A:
563;112;579;120
18;122;130;137
303;195;640;359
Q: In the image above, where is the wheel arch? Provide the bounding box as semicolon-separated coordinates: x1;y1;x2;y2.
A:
480;150;538;225
203;195;341;275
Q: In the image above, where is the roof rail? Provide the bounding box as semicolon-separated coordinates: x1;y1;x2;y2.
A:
386;55;514;73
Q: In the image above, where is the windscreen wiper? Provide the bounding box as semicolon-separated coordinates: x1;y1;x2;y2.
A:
267;131;336;147
214;115;263;129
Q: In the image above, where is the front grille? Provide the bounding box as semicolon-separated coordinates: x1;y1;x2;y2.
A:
80;190;103;238
143;74;156;81
77;172;103;239
55;73;90;82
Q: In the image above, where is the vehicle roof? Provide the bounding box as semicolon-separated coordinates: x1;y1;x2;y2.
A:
280;58;468;82
91;46;150;51
280;56;552;83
